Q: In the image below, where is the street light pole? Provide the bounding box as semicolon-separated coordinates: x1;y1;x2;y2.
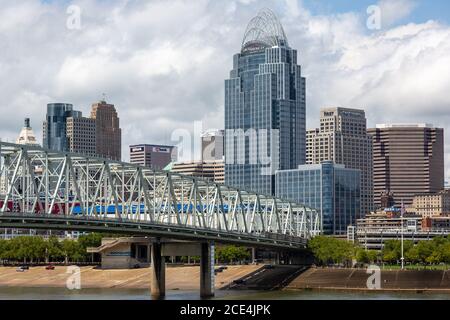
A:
401;200;405;270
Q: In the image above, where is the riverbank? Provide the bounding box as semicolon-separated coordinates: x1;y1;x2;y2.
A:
4;265;448;293
286;267;450;293
0;265;260;290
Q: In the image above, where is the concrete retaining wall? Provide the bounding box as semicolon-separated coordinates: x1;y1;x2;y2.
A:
287;268;450;291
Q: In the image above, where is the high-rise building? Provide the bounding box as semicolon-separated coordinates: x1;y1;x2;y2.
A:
170;160;225;184
16;118;39;146
66;115;96;156
90;100;122;161
43;101;122;160
43;103;76;152
276;161;361;235
130;144;177;170
306;129;319;165
307;107;373;217
368;124;445;208
224;9;306;196
201;130;224;161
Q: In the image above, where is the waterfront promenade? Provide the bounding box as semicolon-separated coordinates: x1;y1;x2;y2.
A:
0;265;259;290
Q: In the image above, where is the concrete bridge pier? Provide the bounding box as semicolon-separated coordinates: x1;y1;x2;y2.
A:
200;241;215;298
151;241;215;299
151;240;166;299
251;247;256;263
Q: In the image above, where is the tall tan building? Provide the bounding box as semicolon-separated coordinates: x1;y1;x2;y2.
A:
306;128;319;165
368;124;444;209
90;100;122;161
307;107;373;217
66;116;96;156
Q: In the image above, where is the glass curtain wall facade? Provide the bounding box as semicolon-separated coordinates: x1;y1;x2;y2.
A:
43;103;76;152
275;161;361;235
225;9;306;196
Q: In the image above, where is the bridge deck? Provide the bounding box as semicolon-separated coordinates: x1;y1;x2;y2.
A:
0;142;321;248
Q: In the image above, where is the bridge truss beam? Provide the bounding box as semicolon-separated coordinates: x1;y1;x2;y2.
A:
0;142;321;247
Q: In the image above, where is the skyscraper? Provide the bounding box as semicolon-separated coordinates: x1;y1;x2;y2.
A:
66;115;96;156
225;9;306;195
306;128;319;165
90;100;122;161
368;124;445;208
43;103;76;152
43;101;121;160
307;107;373;217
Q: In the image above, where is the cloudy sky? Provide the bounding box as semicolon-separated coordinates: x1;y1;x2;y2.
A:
0;0;449;179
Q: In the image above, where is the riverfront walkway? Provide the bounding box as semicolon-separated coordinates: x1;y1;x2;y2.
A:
0;265;260;290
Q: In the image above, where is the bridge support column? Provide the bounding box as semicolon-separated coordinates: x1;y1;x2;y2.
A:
200;241;215;298
151;241;165;299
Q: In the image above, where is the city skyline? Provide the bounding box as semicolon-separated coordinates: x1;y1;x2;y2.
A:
1;1;450;304
0;0;449;179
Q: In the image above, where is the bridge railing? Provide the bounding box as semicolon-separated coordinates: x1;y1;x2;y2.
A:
0;142;321;240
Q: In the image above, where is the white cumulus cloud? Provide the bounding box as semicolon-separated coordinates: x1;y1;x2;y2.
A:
0;0;448;180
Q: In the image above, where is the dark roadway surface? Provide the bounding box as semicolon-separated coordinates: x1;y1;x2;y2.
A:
223;265;309;290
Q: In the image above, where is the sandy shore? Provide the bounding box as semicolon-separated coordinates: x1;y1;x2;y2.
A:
0;265;260;290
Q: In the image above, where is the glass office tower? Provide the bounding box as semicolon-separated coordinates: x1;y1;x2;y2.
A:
275;161;361;235
43;103;77;152
225;9;306;195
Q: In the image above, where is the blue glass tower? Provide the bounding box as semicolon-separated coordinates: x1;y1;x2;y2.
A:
275;161;361;235
43;103;77;152
225;9;306;195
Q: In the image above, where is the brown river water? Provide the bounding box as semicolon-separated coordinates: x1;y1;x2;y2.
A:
0;287;449;300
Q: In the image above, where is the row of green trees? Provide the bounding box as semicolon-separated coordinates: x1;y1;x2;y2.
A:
309;236;450;267
0;235;251;265
179;246;251;264
308;236;356;266
215;245;251;263
0;233;102;264
381;237;450;265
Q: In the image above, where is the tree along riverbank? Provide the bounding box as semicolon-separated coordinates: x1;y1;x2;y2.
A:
0;235;251;265
309;236;450;268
